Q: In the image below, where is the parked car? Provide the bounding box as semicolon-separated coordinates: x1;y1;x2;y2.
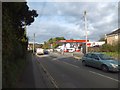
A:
44;49;49;54
55;47;61;52
81;52;120;72
68;48;75;52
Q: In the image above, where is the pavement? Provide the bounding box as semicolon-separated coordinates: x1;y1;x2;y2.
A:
17;53;55;88
73;52;84;60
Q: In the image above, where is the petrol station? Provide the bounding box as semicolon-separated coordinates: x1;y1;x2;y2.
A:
58;40;89;53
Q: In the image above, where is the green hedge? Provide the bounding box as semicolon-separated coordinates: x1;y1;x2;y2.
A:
2;2;37;88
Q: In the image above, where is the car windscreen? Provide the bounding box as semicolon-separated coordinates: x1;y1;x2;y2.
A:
98;54;113;60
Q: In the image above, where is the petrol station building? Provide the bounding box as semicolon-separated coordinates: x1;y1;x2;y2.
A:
58;40;89;53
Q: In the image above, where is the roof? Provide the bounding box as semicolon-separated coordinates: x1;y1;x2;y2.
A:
59;40;89;43
107;28;120;36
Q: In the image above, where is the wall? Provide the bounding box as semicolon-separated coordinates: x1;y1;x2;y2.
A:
106;34;119;45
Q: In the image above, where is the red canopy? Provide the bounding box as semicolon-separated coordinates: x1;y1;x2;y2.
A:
59;40;89;43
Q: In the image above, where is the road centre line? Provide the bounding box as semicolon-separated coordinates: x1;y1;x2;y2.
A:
51;57;80;69
52;57;61;61
89;71;120;82
61;61;80;68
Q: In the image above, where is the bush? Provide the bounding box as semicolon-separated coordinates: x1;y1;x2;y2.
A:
100;44;116;52
88;43;120;53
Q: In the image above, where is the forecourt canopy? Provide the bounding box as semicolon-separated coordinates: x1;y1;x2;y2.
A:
58;40;89;43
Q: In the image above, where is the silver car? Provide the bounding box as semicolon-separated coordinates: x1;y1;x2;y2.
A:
82;52;120;72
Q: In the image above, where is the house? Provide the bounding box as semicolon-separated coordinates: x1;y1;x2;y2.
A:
106;28;120;45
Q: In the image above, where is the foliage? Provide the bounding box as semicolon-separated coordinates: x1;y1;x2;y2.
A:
42;37;66;49
101;52;119;59
100;44;118;52
42;41;49;49
2;2;38;88
98;37;106;41
70;38;74;40
88;43;120;59
37;44;43;48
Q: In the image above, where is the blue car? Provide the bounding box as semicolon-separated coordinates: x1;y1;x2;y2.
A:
44;50;49;54
82;52;120;72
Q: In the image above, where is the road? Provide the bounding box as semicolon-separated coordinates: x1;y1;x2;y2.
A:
35;52;119;88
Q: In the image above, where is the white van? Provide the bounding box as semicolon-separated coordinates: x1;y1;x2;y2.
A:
36;48;44;55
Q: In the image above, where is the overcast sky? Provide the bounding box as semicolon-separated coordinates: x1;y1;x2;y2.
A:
26;0;119;43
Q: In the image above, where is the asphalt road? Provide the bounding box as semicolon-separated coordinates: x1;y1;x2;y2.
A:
36;52;119;88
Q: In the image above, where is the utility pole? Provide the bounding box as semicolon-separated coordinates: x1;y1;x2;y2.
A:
84;11;88;54
33;33;35;54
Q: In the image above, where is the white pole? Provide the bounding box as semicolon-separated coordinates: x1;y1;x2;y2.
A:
33;33;35;54
84;11;88;53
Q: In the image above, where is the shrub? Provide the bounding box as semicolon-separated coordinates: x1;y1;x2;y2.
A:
100;44;116;52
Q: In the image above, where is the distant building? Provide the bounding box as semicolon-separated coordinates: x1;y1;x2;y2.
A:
105;28;120;45
87;41;105;47
28;42;43;50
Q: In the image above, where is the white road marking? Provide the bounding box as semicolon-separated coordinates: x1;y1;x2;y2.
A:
40;63;59;88
89;71;120;82
51;57;65;61
52;58;57;61
61;61;80;68
36;54;49;57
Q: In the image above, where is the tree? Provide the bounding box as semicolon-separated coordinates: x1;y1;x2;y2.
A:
48;38;53;44
2;2;38;88
43;37;66;49
99;37;105;41
39;44;43;48
70;38;74;40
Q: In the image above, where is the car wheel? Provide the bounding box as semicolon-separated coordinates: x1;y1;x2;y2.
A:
101;65;109;72
82;61;87;66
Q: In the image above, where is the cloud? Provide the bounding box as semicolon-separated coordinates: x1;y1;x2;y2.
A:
26;0;119;2
27;1;118;43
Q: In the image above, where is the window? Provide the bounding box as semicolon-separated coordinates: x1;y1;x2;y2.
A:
98;54;113;60
85;53;92;58
91;54;99;60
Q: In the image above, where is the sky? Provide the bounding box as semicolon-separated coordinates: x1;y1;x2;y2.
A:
26;0;119;43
